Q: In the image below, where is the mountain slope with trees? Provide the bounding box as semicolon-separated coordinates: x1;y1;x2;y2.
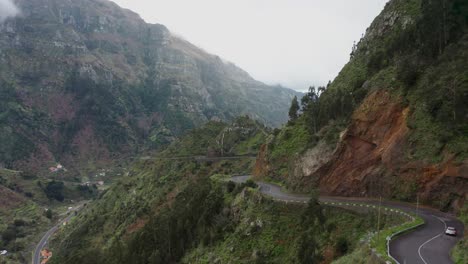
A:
254;0;468;211
47;118;390;264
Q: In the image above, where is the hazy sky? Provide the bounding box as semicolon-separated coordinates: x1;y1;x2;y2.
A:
111;0;388;92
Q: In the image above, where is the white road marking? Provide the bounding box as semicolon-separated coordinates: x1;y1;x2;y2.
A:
418;234;441;264
417;216;446;264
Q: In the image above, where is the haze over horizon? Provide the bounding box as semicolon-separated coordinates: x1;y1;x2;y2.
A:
110;0;389;92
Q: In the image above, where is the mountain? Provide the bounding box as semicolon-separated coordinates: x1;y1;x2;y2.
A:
0;0;300;175
254;0;468;211
17;1;468;263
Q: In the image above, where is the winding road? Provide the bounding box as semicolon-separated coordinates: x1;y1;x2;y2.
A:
389;208;463;264
32;205;84;264
33;176;463;264
230;176;464;264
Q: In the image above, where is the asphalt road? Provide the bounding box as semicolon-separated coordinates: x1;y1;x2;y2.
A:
389;207;463;264
230;176;464;264
140;155;256;161
32;205;83;264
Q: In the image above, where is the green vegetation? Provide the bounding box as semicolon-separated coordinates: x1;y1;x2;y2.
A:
0;168;97;264
165;116;268;157
183;195;406;263
47;119;405;263
331;246;381;264
0;194;50;264
43;181;65;201
288;96;300;122
50;173;385;263
452;204;468;263
269;119;311;161
299;0;466;160
0;81;41;168
47;119;268;263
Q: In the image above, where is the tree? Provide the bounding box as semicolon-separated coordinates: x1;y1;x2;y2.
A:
301;87;320;133
288;96;300;121
44;181;65;201
298;191;324;263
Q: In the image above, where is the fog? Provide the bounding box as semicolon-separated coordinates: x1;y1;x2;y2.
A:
112;0;389;91
0;0;20;23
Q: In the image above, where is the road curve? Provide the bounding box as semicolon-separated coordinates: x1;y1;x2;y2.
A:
32;205;83;264
389;208;463;264
230;176;464;264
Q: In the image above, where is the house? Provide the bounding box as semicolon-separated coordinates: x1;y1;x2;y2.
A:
40;249;52;264
48;164;65;173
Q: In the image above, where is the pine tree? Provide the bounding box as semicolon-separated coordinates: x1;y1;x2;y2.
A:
288;96;300;121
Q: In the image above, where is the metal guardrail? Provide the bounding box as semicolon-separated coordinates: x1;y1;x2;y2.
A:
386;220;425;264
237;177;425;264
320;200;422;264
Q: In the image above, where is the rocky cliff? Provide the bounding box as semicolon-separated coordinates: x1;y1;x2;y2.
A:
0;0;299;175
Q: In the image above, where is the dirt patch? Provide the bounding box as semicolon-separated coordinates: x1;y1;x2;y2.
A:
316;90;408;196
252;144;270;180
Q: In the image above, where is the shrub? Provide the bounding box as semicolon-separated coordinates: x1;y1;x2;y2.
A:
45;209;53;219
13;219;26;227
244;179;258;189
1;228;16;244
226;181;236;193
335;236;350;255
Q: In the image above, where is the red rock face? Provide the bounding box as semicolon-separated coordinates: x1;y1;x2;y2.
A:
317;90;408;195
315;90;467;210
253;90;467;210
253;144;269;181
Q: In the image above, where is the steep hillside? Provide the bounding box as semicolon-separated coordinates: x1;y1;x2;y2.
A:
0;0;299;175
0;169;52;263
46;119;393;264
254;0;468;211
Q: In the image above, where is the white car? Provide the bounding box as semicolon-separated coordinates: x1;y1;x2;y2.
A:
445;227;457;236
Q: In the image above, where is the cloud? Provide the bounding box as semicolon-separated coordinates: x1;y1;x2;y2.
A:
0;0;20;23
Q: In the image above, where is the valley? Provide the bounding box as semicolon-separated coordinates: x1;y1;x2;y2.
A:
0;0;467;263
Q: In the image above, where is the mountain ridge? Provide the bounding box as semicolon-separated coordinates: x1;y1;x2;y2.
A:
0;0;300;175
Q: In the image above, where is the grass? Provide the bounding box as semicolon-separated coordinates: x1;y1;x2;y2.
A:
451;204;467;264
234;132;266;155
331;245;381;264
270;120;311;161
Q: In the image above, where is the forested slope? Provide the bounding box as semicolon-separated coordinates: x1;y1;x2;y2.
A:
254;0;468;211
